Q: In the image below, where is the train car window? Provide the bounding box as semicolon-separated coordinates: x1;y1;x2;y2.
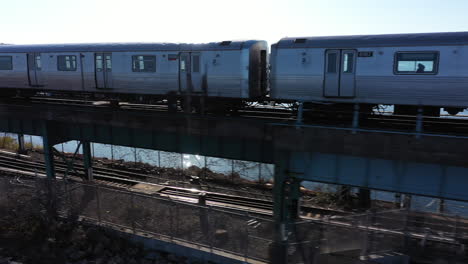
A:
327;53;337;73
95;55;103;71
0;56;13;70
132;55;156;72
180;55;187;72
105;55;112;70
192;55;200;73
57;55;77;71
343;53;354;73
395;52;438;74
35;55;41;70
180;60;186;71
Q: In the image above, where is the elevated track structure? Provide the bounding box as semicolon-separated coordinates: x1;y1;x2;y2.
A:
1;99;468;263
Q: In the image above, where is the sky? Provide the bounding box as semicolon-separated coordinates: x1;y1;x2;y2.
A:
1;0;468;45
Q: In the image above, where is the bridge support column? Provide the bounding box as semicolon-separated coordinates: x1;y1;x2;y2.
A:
42;124;56;180
271;150;301;264
352;103;360;134
358;188;371;209
395;193;402;209
296;101;304;125
17;134;27;154
415;107;423;138
402;194;412;209
438;199;445;213
40;121;69;180
82;141;93;181
339;185;352;205
41;122;59;218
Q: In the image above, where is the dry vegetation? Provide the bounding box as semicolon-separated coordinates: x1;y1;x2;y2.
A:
0;178;207;264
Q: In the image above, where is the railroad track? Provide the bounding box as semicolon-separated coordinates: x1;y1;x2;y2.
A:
20;96;468;136
0;150;347;217
0;150;467;249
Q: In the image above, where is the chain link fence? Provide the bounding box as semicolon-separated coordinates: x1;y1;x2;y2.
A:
0;176;275;263
2;175;468;263
287;209;468;263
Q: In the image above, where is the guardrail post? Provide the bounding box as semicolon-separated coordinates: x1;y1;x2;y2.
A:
2;177;9;208
402;194;412;209
244;211;250;262
199;193;209;239
454;215;460;241
208;207;213;253
403;206;410;253
130;192;136;234
95;185;102;223
360;213;370;260
395;193;402;209
170;201;175;241
454;215;465;256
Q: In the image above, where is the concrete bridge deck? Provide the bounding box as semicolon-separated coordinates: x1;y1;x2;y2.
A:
1;100;468;263
0;101;467;200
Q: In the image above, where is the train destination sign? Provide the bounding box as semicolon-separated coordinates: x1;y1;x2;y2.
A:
358;51;373;57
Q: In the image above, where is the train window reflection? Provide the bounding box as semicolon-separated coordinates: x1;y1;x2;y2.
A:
0;56;13;70
180;56;187;72
105;55;112;70
57;55;77;71
132;55;156;72
192;55;200;73
327;53;337;73
343;53;354;73
35;55;41;70
395;52;438;74
95;55;103;71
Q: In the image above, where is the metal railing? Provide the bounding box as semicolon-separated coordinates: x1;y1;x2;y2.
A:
286;209;468;263
2;175;467;263
0;176;275;263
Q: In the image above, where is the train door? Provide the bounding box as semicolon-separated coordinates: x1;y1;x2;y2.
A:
191;53;202;92
95;53;113;89
324;49;356;97
179;52;202;93
27;53;44;87
179;53;190;92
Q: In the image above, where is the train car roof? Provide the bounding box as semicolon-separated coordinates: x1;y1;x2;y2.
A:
276;31;468;48
0;40;264;53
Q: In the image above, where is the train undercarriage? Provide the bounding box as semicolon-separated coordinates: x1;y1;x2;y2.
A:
2;88;467;122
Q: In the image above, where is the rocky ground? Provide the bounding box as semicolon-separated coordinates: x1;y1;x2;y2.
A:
0;148;464;263
0;177;203;264
25;149;394;212
0;224;193;264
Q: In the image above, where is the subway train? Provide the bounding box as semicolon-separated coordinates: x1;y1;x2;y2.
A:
1;31;468;115
0;41;268;111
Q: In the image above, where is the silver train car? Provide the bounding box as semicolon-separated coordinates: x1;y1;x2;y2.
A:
1;32;468;115
270;32;468;115
0;41;268;105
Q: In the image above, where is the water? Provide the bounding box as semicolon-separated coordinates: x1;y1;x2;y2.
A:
7;133;274;182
